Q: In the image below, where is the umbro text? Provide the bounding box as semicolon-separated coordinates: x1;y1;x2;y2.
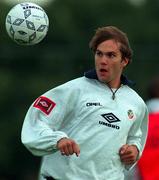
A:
23;6;43;11
99;121;120;129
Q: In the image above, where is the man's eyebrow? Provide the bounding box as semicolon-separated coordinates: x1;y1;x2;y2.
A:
96;49;101;52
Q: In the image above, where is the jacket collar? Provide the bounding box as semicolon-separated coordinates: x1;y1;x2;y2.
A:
84;69;135;87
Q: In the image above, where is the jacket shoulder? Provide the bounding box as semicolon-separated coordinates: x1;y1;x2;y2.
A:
126;86;147;108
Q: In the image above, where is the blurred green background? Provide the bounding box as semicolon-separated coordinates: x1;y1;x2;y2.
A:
0;0;159;179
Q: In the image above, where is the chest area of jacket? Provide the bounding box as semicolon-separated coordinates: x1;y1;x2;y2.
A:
74;93;137;131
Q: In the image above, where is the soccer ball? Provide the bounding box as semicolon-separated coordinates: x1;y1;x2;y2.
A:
5;2;49;45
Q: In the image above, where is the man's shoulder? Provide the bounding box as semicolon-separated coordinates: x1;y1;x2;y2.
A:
60;76;96;88
125;86;146;106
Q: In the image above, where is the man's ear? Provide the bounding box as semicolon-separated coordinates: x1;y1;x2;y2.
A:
121;58;129;67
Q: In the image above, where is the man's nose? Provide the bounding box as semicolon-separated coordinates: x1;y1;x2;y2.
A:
100;55;108;65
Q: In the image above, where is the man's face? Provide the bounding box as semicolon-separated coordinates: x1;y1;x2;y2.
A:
95;39;128;88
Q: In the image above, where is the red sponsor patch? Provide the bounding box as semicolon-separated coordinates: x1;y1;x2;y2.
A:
33;96;56;115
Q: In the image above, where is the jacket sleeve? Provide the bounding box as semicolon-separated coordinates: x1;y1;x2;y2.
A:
21;82;78;156
126;103;149;170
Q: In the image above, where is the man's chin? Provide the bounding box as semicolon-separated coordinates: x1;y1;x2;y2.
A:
98;78;109;84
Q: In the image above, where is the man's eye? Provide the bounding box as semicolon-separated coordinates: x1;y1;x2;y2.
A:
96;51;103;57
107;52;116;58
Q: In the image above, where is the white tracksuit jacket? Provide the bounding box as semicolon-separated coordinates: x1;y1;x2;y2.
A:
21;70;148;180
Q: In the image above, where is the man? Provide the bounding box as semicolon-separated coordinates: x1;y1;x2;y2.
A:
146;75;159;113
137;75;159;179
21;26;148;180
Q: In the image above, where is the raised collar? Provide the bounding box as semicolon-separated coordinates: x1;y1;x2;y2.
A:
84;69;135;87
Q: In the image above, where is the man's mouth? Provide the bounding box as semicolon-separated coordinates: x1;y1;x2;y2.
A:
100;68;108;72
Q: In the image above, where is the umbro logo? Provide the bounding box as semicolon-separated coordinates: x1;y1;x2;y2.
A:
101;113;120;123
99;113;120;130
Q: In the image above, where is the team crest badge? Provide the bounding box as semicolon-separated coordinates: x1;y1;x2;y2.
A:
127;109;134;119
